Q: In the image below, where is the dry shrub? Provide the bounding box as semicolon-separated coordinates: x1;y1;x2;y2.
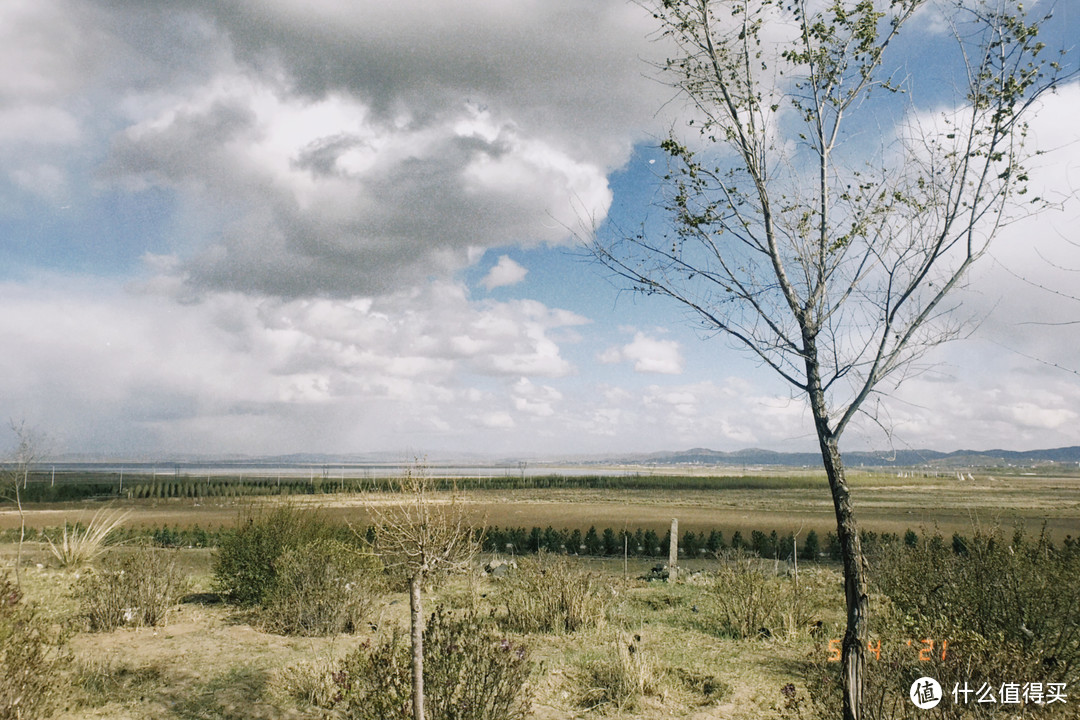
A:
335;628;412;720
260;538;382;636
0;574;67;720
81;547;188;631
214;504;347;606
576;631;661;713
805;528;1080;719
422;606;532;720
500;553;611;634
700;549;785;639
336;607;532;720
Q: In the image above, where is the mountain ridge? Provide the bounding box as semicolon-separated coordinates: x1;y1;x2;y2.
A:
46;445;1080;468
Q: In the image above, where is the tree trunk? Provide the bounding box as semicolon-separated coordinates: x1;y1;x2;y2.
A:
820;434;867;720
409;574;425;720
14;471;25;588
805;348;868;720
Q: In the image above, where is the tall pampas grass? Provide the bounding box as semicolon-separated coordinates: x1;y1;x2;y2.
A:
47;508;130;568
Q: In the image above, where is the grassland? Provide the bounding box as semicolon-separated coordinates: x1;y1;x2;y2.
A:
2;470;1078;719
2;540;845;720
3;470;1079;540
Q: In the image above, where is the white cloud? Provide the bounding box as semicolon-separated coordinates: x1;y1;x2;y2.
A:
480;255;528;290
0;1;1077;460
924;82;1080;381
599;332;684;374
0;105;80;145
511;378;563;417
0;276;586;453
1007;403;1078;431
476;412;515;430
11;163;66;199
0;1;108;101
594;380;811;449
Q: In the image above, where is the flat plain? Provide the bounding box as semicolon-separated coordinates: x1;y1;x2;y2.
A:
3;469;1079;540
2;468;1078;719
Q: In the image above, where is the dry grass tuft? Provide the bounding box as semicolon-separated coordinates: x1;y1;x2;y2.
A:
576;630;662;713
268;654;341;709
499;553;612;634
46;509;130;568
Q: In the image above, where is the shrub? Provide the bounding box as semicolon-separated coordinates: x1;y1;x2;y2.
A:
336;607;532;720
423;607;532;720
583;526;602;555
575;631;660;713
499;553;611;634
805;527;1080;719
0;574;67;720
260;538;382;636
877;526;1080;676
81;547;188;631
213;504;346;605
335;629;412;720
700;549;784;639
602;528;620;555
643;529;661;556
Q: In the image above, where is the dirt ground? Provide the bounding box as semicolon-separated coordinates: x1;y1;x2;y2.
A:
3;542;828;720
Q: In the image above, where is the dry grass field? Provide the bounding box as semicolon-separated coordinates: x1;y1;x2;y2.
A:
2;470;1078;719
2;541;845;720
3;470;1079;540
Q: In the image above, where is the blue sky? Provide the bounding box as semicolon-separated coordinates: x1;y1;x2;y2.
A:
1;0;1078;459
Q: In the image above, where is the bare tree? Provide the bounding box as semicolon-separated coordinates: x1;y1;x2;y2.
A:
592;1;1067;717
2;420;45;587
369;461;478;720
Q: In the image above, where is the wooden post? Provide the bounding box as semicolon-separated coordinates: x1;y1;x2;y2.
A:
668;518;678;581
793;537;799;584
623;532;628;580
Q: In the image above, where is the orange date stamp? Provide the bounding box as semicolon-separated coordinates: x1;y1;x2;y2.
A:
827;638;949;662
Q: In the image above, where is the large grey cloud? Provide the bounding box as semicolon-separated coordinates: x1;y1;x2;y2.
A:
82;0;672;298
146;0;663;162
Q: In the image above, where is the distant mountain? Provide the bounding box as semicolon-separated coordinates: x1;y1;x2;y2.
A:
611;446;1080;468
45;445;1080;469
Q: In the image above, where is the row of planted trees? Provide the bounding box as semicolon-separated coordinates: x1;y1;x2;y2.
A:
8;471;839;503
479;525;1057;560
11;518;1060;562
482;524;824;560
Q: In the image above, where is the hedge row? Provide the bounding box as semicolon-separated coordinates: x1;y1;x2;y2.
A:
4;522;1074;561
481;526;1080;560
480;525;827;560
6;472;832;504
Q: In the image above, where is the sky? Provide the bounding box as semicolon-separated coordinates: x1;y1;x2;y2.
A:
1;0;1078;460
